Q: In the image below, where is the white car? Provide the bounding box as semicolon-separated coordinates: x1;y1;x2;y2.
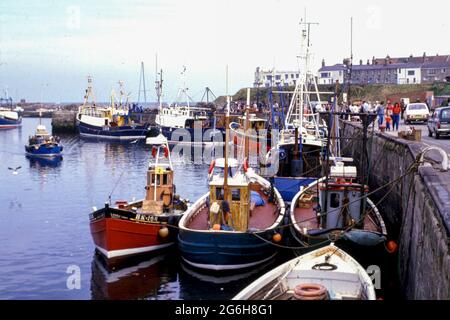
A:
403;103;430;124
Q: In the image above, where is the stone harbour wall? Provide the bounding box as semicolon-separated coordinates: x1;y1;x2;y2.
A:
340;120;450;300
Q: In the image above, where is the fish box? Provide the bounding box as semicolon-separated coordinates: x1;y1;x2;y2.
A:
142;200;164;214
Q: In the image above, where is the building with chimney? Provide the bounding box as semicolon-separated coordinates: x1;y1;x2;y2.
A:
318;53;450;85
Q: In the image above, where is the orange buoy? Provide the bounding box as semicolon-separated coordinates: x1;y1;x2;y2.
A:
386;240;398;253
212;224;221;231
272;233;282;243
158;227;169;238
293;283;328;300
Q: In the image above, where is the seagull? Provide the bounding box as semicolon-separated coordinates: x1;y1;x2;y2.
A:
8;166;21;175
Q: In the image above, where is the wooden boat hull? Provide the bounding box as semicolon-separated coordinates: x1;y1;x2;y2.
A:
178;227;279;271
89;207;182;261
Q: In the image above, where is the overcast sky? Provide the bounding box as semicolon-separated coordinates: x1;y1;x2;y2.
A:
0;0;449;102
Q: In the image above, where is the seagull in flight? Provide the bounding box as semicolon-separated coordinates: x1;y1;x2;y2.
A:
8;166;22;175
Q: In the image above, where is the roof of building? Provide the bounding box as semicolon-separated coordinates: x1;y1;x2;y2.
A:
319;64;347;72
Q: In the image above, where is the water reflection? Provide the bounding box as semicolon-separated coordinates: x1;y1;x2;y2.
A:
90;252;179;300
26;155;63;168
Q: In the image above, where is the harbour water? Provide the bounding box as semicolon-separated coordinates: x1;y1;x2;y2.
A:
0;118;286;300
0;118;403;300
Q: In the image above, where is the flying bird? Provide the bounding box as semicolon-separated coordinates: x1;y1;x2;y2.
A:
8;166;22;175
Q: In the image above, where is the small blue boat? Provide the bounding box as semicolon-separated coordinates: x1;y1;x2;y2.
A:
25;124;63;157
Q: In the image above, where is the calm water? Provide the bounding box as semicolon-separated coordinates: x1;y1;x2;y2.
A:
0;118;286;300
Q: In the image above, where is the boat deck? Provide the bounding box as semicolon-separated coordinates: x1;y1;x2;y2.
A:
294;193;380;233
187;191;279;231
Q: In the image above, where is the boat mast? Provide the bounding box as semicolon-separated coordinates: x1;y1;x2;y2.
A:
224;66;230;199
244;88;250;161
155;54;163;112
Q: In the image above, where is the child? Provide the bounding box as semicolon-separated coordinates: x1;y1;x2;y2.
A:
385;114;392;131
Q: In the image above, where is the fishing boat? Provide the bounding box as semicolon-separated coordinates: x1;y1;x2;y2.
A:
289;158;387;250
0;92;22;129
233;244;376;300
178;91;286;271
25;124;63;157
154;67;224;145
76;77;149;140
89;134;189;263
229;91;270;154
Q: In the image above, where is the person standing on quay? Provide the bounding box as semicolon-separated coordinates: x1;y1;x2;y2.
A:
392;102;401;131
376;101;385;128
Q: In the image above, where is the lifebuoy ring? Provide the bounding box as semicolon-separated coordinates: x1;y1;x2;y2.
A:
293;283;328;300
151;146;157;158
164;146;169;158
208;160;215;174
243;157;249;172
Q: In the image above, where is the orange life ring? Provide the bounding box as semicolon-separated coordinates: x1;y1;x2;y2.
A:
293;283;328;300
151;146;157;158
208;160;216;174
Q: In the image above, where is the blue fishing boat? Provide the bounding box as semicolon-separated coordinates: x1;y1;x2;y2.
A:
76;78;149;140
178;92;286;271
0;94;22;129
25;124;63;157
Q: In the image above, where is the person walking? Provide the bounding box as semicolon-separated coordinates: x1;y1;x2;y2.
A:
376;101;385;129
392;102;401;131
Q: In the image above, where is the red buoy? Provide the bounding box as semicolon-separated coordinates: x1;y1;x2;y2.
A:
386;240;398;253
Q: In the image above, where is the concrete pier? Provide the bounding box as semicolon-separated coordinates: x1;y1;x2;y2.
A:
51;110;78;132
341;120;450;299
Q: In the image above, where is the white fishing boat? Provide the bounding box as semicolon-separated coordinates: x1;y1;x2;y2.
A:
233;244;376;300
154;67;224;144
76;77;149;140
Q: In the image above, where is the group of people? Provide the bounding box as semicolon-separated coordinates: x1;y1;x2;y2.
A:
375;101;402;131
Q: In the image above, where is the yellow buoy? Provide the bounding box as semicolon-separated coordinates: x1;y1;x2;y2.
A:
158;227;169;238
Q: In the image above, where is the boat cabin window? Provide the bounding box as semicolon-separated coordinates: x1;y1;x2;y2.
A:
231;188;241;201
330;193;340;208
150;174;161;186
104;119;108;126
215;187;224;200
162;173;168;185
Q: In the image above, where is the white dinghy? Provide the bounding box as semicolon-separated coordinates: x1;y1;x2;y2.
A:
233;244;376;300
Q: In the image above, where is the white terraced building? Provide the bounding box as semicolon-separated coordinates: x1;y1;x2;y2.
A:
254;67;300;88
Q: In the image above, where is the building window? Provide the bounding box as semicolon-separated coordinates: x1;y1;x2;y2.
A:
275;75;281;80
321;72;330;78
296;74;299;78
285;74;289;80
266;75;272;81
291;74;294;78
398;69;401;74
408;70;415;76
429;69;437;75
442;69;446;73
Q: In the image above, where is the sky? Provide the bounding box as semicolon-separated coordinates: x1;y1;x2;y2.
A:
0;0;449;102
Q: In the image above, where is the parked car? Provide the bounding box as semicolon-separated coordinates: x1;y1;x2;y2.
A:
403;103;430;124
427;107;450;139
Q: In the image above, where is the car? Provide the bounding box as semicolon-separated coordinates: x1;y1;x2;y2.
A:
427;106;450;139
403;103;430;124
